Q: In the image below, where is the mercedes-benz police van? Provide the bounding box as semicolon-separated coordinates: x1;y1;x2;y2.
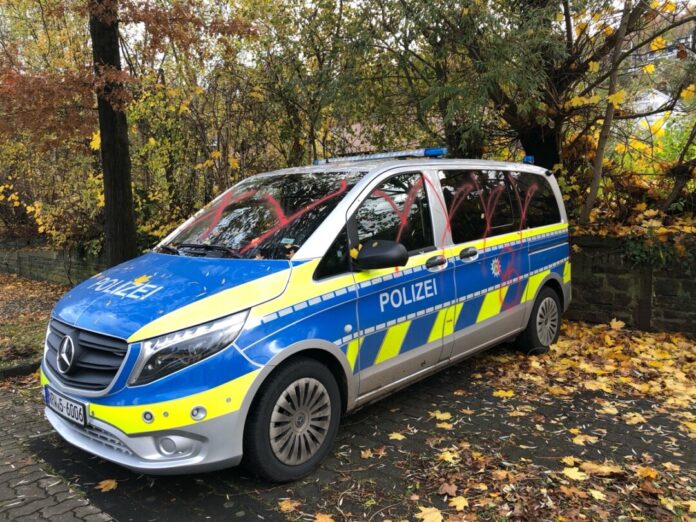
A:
41;148;571;482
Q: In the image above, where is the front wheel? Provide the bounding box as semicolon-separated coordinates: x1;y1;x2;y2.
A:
516;286;561;355
243;357;341;482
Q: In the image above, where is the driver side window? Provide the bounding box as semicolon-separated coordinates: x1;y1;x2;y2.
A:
353;172;434;253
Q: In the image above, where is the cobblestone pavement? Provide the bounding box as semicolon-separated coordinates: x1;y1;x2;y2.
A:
0;384;112;522
1;340;695;521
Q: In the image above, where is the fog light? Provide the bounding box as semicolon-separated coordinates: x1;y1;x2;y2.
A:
191;406;207;421
142;411;154;423
159;437;177;455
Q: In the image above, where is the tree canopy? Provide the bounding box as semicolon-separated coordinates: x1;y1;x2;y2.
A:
0;0;693;259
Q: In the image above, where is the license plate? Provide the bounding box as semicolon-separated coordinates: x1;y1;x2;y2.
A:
45;386;86;427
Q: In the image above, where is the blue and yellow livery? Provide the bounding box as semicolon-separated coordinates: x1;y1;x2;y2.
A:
41;154;571;481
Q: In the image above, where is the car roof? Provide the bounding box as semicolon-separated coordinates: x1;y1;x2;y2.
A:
255;158;550;178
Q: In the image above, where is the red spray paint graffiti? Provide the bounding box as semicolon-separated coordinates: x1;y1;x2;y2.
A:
174;169;541;311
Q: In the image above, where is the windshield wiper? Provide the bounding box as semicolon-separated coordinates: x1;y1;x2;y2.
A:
156;244;180;255
178;243;242;258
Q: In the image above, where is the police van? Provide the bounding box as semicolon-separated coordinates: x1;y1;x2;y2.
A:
41;148;571;482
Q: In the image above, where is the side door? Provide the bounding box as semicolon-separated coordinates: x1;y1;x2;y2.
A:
349;171;456;397
439;169;529;358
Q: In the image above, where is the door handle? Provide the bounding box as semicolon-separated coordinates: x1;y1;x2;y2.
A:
459;247;478;260
425;255;447;269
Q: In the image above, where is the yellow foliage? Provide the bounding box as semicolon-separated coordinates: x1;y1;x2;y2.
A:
681;84;695;100
636;466;658;480
562;467;588;481
429;410;452;421
650;36;667;52
90;131;101;151
643;63;655;74
566;94;600;109
449;496;469;511
588;61;599;73
414;506;443;522
438;450;460;463
607;89;626;108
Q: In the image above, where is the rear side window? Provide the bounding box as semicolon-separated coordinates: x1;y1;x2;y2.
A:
439;170;515;243
353;172;434;253
510;172;561;228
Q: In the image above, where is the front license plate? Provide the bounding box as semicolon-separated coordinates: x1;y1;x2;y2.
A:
45;386;86;427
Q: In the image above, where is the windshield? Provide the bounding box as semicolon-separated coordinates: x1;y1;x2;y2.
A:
161;171;364;260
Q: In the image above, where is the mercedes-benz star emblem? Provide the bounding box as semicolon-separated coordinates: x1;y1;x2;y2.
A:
57;335;75;375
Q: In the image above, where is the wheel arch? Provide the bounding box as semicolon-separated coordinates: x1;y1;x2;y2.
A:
522;272;565;326
234;340;355;441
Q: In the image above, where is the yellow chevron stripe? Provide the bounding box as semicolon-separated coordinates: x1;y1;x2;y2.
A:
522;269;551;304
375;321;411;365
477;286;509;323
563;261;571;283
345;337;362;371
428;301;465;343
428;308;449;343
444;303;463;338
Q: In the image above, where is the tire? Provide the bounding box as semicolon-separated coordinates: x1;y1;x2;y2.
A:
516;286;561;356
243;357;341;482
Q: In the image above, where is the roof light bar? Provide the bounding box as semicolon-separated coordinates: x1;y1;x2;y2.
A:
314;147;448;165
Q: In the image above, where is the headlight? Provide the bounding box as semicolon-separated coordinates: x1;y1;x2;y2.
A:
129;311;248;386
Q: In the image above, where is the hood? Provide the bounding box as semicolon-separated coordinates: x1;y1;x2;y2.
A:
52;253;293;340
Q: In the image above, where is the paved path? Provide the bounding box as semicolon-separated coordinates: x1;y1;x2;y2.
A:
0;383;111;522
1;342;694;521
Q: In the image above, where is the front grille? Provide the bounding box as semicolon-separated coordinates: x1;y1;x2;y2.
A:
45;318;128;391
82;424;133;455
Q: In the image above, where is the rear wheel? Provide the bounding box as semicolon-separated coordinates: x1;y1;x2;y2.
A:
243;357;341;482
516;286;561;355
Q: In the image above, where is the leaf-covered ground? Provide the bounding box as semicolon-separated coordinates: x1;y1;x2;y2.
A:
275;321;696;521
0;273;66;368
1;272;694;520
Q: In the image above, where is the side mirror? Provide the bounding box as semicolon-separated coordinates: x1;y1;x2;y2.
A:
354;240;409;270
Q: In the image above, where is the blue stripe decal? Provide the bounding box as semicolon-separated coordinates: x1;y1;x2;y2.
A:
401;313;438;353
455;295;485;331
502;281;524;311
357;330;387;371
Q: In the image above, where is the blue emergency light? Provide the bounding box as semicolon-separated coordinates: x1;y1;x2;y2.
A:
314;147;448;165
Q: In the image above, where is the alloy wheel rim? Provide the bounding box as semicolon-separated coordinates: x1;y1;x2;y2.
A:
269;377;331;466
536;297;559;346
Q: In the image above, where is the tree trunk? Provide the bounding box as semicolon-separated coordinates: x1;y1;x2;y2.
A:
518;125;561;170
89;0;138;267
580;1;632;224
661;158;696;212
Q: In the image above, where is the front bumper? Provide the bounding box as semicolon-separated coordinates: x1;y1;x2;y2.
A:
45;405;244;475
